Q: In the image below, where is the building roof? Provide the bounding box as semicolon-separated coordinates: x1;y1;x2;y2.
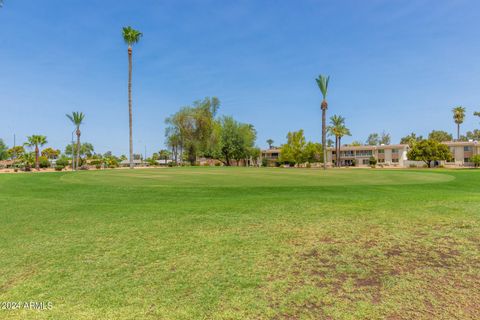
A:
262;148;281;153
328;144;408;151
442;140;479;146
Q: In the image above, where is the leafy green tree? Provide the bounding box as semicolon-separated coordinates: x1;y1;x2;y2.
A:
280;130;307;165
123;26;143;169
266;139;274;149
66;111;85;170
56;155;70;167
350;141;362;146
165;97;220;165
366;133;380;146
0;138;7;160
380;131;391;145
464;130;480;141
452;106;466;140
474;111;480;122
327;139;334;147
472;154;480;168
25;135;47;170
315;74;330;170
303;142;322;163
158;149;172;161
249;147;261;166
7;146;24;160
428;130;453;142
41;147;60;159
400;132;423;146
407;139;452;168
215;116;256;166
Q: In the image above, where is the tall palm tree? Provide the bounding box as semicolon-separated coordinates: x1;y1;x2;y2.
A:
452;106;466;141
316;75;330;169
25;135;47;170
266;139;274;149
122;26;143;169
66;112;85;170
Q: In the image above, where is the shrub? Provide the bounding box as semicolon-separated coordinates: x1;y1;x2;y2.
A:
369;156;377;167
168;162;175;167
90;159;102;166
306;163;311;168
261;158;268;167
215;162;221;166
95;164;102;170
472;154;480;168
56;156;70;167
39;156;50;168
80;165;89;170
55;165;64;171
105;157;119;168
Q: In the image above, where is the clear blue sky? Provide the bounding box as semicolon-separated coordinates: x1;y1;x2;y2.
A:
1;0;480;155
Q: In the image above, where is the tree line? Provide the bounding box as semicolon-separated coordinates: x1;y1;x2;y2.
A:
165;97;260;166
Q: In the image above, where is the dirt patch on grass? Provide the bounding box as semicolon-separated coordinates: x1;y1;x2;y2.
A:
0;268;37;293
263;231;480;319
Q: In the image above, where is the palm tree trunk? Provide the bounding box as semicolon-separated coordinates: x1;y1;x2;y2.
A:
128;46;134;169
322;106;327;170
457;124;460;141
76;130;81;170
337;136;341;167
35;145;39;170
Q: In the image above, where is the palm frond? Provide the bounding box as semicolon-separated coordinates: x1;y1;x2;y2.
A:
315;74;330;99
67;112;85;126
122;26;143;46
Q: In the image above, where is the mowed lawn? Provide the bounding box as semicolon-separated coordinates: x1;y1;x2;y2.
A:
0;168;479;320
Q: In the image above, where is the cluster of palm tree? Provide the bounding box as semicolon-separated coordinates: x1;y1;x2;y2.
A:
328;115;351;167
315;75;352;168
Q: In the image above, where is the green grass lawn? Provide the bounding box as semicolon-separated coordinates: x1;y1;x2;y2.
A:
0;167;479;319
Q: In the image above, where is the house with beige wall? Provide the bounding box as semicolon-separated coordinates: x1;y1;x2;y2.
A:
327;144;409;167
442;141;479;167
261;140;479;168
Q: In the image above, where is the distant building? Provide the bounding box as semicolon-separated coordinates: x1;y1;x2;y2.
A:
328;144;409;167
443;141;479;167
261;148;281;166
260;141;479;168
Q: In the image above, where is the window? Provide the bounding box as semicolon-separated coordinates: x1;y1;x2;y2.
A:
392;149;399;154
378;149;384;154
464;146;472;152
356;150;373;157
378;158;385;163
464;158;471;163
392;159;399;163
341;151;355;157
362;159;370;165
